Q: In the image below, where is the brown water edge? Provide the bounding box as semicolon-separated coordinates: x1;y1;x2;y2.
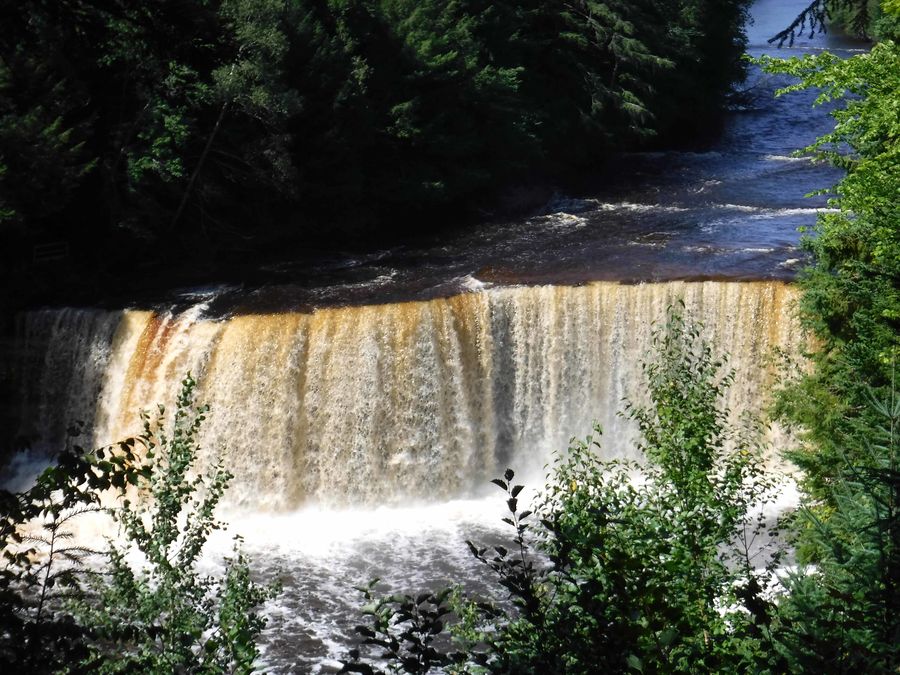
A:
10;279;804;510
187;264;802;320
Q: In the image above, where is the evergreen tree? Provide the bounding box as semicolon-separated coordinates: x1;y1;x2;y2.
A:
0;44;95;234
759;35;900;497
772;0;876;45
0;0;753;279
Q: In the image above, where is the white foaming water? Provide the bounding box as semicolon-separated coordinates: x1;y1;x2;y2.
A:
534;212;589;228
207;495;525;673
594;201;690;214
12;281;802;510
682;245;777;254
749;207;840;220
457;274;488;293
764;154;813;163
218;494;517;560
717;204;839;216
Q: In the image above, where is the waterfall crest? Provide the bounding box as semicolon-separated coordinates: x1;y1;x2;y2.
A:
12;281;801;509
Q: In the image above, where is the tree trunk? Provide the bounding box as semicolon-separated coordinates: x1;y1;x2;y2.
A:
169;101;229;233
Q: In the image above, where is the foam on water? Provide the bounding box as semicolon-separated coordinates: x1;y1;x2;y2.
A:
764;154;813;163
534;212;589;229
458;275;488;293
210;495;523;672
593;202;690;214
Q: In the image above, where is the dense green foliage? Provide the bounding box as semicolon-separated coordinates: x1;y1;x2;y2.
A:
0;426;149;672
756;7;900;669
757;34;900;498
0;376;275;674
831;0;900;39
0;0;299;263
0;0;750;278
774;388;899;672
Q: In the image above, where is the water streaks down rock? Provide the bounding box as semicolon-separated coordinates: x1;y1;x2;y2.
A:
12;281;800;509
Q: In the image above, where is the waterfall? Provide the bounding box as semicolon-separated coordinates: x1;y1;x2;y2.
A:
13;308;123;455
10;280;801;509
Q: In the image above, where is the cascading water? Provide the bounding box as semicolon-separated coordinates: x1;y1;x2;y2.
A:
13;280;799;509
13;308;122;456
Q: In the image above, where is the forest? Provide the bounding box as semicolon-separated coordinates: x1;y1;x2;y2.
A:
0;0;749;309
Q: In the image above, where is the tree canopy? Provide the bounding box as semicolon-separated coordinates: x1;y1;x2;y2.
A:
772;0;900;44
0;0;752;292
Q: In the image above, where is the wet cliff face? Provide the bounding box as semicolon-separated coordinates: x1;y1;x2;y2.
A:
10;280;801;509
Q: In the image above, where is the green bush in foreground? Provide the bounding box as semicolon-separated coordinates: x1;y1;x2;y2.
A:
0;375;276;674
342;306;785;674
0;424;149;672
774;386;900;673
342;308;900;673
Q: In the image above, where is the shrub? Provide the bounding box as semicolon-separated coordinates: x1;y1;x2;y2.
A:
0;374;276;674
343;306;783;674
0;424;150;673
72;374;279;673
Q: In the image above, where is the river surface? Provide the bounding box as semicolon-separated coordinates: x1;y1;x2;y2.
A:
5;2;867;672
182;0;861;318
